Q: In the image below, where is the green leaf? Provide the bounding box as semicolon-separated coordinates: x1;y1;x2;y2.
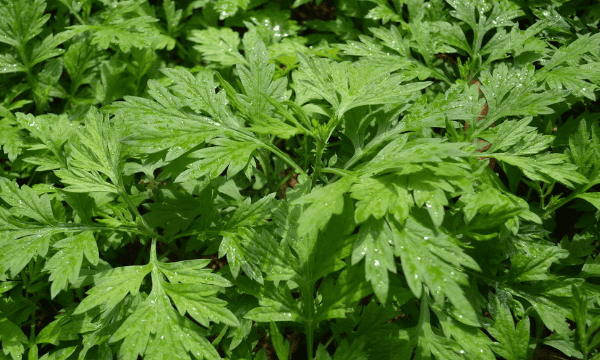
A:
577;193;600;211
158;259;239;327
293;176;355;236
0;318;27;360
391;214;481;326
219;230;265;283
176;138;259;182
0;178;57;225
236;38;288;120
114;68;249;162
29;30;76;68
483;117;554;155
478;63;566;131
567;119;600;180
74;264;152;314
0;0;49;47
296;52;431;118
188;27;247;67
43;231;99;298
269;322;290;360
350;175;411;224
485;292;530;360
0;54;26;73
541;33;600;72
244;282;305;323
446;0;523;57
432;307;496;360
109;278;220;360
316;264;373;323
54;109;123;193
506;244;569;282
68;1;174;52
493;152;588;189
351;218;396;304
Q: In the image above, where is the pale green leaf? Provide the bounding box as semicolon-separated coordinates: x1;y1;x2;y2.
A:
577;193;600;211
391;214;481;326
43;231;99;298
188;27;247;67
293;176;355;236
74;264;152;314
351;218;396;303
0;54;25;73
296;52;431;118
68;2;174;52
493;152;588;188
110;283;220;360
507;245;569;282
0;318;27;360
486;293;530;360
244;282;305;323
350;175;411;224
176;138;259;182
478;63;566;131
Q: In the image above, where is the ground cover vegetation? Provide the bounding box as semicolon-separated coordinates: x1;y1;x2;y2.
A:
0;0;599;359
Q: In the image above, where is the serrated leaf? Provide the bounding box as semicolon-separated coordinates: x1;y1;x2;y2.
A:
484;117;554;155
0;318;28;360
507;245;569;282
433;308;496;360
54;109;124;194
493;152;588;189
0;220;60;278
176;138;259;182
485;293;530;360
0;54;26;73
155;258;238;324
0;178;57;224
219;230;265;283
43;231;99;298
542;33;600;71
293;176;355;236
391;214;481;326
351;218;396;304
74;265;151;314
296;52;431;118
350;175;411;224
109;279;220;360
244;282;304;323
29;30;76;67
236;38;288;120
478;63;566;131
568;119;600;180
0;0;49;47
188;27;247;67
68;1;174;52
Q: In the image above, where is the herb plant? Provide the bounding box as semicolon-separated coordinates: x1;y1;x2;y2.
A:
1;0;599;359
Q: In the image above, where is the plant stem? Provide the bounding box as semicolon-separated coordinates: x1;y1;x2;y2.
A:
312;139;326;186
541;182;595;219
260;142;308;178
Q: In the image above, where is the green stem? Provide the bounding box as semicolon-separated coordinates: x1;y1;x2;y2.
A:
302;280;316;359
322;167;354;178
541;182;595;219
312;139;326;186
260;142;308;178
118;185;160;240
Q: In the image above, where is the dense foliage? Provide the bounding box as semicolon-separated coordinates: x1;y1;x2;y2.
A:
1;0;599;359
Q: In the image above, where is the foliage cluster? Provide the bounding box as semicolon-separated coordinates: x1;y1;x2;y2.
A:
1;0;600;359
